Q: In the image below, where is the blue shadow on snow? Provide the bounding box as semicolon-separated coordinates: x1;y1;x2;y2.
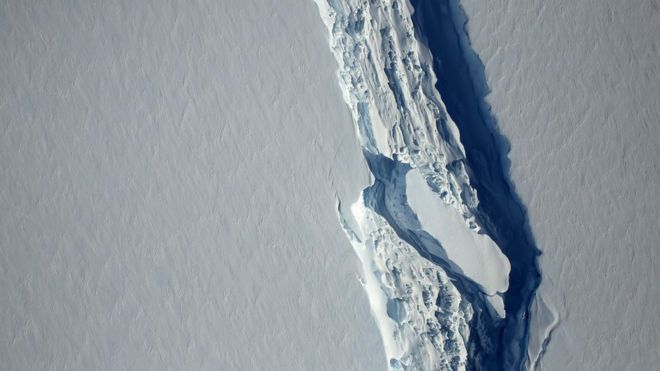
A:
408;1;542;370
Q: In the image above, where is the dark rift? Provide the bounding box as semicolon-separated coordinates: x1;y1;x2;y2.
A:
408;1;542;369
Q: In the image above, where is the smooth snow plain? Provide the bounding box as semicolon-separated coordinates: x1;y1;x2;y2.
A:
0;1;386;370
458;0;660;369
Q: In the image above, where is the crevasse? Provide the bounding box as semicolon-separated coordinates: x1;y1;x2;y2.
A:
314;0;528;370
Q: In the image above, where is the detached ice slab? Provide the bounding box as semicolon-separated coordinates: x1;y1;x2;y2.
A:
405;167;511;300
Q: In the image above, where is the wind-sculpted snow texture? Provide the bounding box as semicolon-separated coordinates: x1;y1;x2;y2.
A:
314;0;540;369
0;1;388;369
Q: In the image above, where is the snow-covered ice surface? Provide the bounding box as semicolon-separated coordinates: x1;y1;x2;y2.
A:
457;0;660;369
6;0;655;369
313;0;541;369
0;1;388;369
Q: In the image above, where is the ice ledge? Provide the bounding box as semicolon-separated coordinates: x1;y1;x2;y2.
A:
405;167;510;300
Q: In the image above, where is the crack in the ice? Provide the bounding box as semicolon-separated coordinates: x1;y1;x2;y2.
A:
314;0;549;369
409;0;547;369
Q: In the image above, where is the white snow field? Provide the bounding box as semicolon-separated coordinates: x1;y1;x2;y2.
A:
0;0;387;370
459;0;660;369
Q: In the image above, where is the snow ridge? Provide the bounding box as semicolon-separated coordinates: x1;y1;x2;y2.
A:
314;0;516;369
